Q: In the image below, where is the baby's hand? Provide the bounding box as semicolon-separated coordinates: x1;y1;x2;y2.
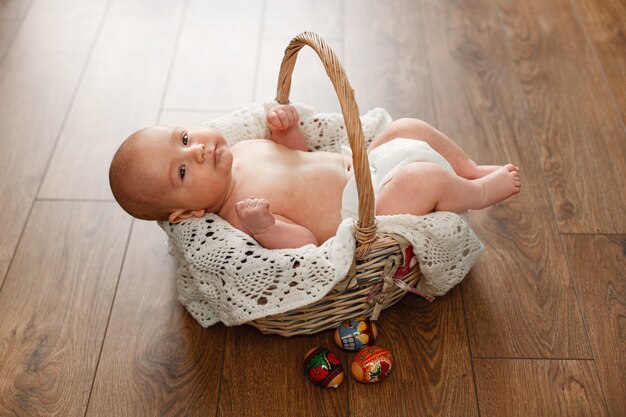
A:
267;104;299;131
235;197;276;235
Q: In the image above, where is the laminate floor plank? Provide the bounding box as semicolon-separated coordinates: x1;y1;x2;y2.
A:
163;0;263;112
217;326;348;417
38;0;187;200
564;235;626;417
344;0;436;122
497;0;626;233
348;293;479;417
575;0;626;125
422;0;591;358
0;0;108;285
474;359;609;417
264;0;343;40
0;202;131;417
159;111;229;128
0;0;34;62
86;220;227;417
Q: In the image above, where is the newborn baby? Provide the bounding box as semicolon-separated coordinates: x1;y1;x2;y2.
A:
109;105;521;249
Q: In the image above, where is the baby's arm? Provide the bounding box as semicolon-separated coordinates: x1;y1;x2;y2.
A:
267;104;308;152
235;198;318;249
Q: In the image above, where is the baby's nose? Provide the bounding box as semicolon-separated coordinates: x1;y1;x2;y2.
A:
191;143;205;163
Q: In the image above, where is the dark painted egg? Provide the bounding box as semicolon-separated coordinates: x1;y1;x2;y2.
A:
303;347;345;388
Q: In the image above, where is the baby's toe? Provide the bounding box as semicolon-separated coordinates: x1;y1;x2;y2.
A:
504;163;518;173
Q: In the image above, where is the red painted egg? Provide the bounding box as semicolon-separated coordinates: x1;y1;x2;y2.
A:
351;345;393;383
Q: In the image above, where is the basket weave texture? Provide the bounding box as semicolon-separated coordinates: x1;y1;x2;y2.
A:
250;32;424;336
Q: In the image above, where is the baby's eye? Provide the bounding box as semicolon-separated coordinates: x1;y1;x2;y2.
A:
182;132;189;146
179;164;186;180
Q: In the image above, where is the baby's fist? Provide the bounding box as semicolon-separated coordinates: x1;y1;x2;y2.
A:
267;104;299;131
235;197;276;234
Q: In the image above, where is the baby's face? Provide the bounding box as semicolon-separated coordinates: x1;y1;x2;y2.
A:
131;126;234;216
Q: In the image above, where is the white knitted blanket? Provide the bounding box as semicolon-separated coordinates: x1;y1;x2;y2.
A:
159;102;483;327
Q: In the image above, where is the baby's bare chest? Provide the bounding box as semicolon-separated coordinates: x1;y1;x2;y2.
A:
224;141;348;239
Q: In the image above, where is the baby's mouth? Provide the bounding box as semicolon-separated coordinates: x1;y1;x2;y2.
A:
213;147;218;165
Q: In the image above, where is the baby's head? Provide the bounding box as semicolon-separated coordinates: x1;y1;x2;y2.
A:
109;126;234;223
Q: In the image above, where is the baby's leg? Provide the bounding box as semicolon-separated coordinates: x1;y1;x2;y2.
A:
376;162;521;216
369;118;500;179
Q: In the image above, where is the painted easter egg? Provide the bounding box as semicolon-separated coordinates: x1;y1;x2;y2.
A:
334;317;378;352
351;345;393;384
303;347;345;388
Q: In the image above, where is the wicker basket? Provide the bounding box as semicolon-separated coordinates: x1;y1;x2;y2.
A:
250;32;425;337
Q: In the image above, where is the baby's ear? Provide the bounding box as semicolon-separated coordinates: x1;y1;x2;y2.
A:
168;208;206;224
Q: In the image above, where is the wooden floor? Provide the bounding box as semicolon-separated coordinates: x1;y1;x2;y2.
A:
0;0;624;416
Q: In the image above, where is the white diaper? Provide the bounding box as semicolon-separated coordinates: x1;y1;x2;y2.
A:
341;138;455;220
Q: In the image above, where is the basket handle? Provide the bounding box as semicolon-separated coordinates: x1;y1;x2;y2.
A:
275;32;377;249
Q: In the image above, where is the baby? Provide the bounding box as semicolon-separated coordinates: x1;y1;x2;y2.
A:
109;105;521;249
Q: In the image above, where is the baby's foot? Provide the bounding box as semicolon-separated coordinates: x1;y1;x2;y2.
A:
235;197;276;234
476;164;521;208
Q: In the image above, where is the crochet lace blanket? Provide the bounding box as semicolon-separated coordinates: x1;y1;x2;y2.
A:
159;102;484;327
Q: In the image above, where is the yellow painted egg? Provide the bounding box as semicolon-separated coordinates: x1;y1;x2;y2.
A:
334;317;378;352
351;345;393;383
303;347;345;388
